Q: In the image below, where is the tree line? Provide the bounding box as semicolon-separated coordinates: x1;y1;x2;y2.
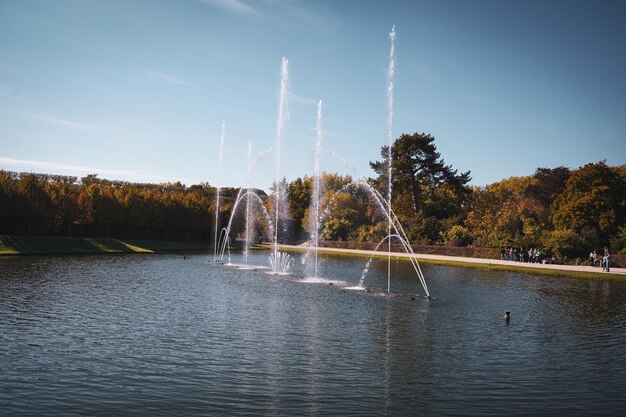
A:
0;171;243;242
2;131;624;262
284;133;626;261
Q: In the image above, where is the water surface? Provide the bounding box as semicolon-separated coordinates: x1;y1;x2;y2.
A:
1;252;625;416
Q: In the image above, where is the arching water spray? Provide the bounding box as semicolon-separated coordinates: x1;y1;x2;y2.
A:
386;25;396;293
316;178;430;297
218;190;275;264
213;121;226;262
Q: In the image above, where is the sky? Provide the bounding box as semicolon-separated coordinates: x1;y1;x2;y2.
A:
1;0;625;191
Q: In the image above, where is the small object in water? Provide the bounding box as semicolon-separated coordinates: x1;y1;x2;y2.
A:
328;282;333;286
365;288;371;293
504;311;510;321
411;296;416;301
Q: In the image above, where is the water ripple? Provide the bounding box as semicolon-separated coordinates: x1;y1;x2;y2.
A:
1;253;625;415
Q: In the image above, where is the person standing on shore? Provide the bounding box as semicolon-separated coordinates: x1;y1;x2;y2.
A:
603;247;610;272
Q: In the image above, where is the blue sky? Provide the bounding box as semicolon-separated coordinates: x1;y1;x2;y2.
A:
1;0;624;190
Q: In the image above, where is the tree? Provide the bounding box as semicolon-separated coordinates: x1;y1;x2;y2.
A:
526;166;570;224
370;133;471;214
551;161;625;248
300;173;365;241
369;133;472;244
48;179;79;236
319;191;367;241
0;171;19;225
288;176;312;225
17;173;51;235
610;226;626;254
465;176;543;248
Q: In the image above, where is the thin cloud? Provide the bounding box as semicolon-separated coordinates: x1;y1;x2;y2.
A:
145;69;191;85
0;156;201;184
195;0;257;15
19;113;105;131
291;93;319;106
296;124;341;138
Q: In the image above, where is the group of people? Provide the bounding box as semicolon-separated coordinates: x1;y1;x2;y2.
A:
589;248;611;272
501;246;613;271
500;247;543;263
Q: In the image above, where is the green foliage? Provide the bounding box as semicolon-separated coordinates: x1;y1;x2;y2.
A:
610;226;626;254
2;148;623;266
321;218;352;241
465;176;541;247
550;161;624;244
317;189;369;241
0;169;235;242
368;132;472;244
302;173;364;240
442;225;473;246
370;132;471;215
543;228;598;260
288;176;312;222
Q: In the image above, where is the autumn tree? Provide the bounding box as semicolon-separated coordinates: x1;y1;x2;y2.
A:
48;177;79;236
17;173;51;235
465;176;543;248
548;161;625;257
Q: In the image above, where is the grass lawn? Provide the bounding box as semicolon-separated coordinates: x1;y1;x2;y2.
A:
0;235;209;256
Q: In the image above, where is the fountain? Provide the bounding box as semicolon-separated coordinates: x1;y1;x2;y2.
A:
269;56;292;273
212;121;226;262
311;178;429;296
244;139;253;268
215;142;278;270
213;26;429;297
312;100;323;279
216;188;274;267
268;251;294;275
386;25;396;294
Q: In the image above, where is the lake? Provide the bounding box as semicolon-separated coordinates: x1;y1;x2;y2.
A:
1;251;625;416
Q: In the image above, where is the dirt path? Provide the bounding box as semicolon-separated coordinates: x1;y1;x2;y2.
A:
277;244;626;277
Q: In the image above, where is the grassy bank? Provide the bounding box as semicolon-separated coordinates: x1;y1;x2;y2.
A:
263;244;625;280
0;235;209;256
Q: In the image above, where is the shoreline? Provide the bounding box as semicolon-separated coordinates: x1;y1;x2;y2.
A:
0;235;209;256
269;243;626;280
3;235;624;280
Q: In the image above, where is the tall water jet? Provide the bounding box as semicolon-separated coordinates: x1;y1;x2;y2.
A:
312;100;324;279
272;57;289;272
386;25;396;293
213;120;226;262
244;139;253;267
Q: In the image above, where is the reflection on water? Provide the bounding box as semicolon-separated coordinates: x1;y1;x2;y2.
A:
1;252;625;416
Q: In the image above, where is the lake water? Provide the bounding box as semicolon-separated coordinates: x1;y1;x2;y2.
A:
1;251;625;416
